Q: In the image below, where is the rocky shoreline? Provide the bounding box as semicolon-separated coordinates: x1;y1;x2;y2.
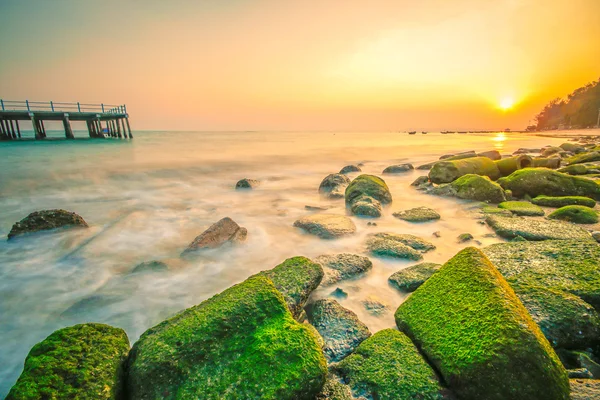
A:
5;135;600;399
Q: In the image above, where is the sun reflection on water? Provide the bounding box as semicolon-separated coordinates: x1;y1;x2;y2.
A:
492;132;506;150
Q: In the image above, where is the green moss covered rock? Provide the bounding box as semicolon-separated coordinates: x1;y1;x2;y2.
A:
558;165;588;175
315;253;372;286
315;376;353;400
388;262;442;292
497;168;600;200
7;323;129;400
349;195;382;217
345;174;392;206
548;205;599;224
334;329;447;400
559;143;586;154
531;195;596;208
395;247;570;400
429;174;506;203
429;156;501;184
393;206;440;222
486;215;592;241
126;275;327;399
319;174;351;199
494;154;533;177
532;157;562;169
566;151;600;165
498;201;545;216
293;214;357;239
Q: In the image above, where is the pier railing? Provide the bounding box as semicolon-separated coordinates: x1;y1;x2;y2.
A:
0;100;126;114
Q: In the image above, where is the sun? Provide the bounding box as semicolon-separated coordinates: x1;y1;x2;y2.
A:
499;97;515;111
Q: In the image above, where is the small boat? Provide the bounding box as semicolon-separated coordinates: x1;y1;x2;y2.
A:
408;131;417;135
457;131;467;134
421;131;427;134
504;128;511;132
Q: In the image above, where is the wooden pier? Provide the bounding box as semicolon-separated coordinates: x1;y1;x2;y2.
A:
0;100;132;140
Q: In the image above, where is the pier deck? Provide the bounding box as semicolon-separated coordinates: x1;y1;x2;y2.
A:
0;100;132;140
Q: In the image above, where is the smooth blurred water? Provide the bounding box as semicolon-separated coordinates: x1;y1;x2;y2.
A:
0;130;568;395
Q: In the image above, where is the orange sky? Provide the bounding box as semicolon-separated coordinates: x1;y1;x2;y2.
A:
1;0;599;131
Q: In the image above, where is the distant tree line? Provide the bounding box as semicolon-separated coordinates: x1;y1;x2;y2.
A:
535;78;600;130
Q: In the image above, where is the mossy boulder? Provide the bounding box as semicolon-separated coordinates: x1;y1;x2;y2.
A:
480;206;513;217
531;195;596;208
388;262;442;292
349;195;382;217
393;206;440;222
477;149;502;160
498;201;545;216
497;168;600;200
235;178;260;189
319;174;351;199
345;175;392;205
126;275;327;399
395;247;570;400
316;376;353;400
339;165;361;174
542;147;563;157
293;214;356;239
566;151;600;165
428;174;506;203
307;299;371;363
486;215;592;241
8;209;88;240
559;142;586;154
259;256;324;318
494;154;533;177
440;150;477;160
315;253;372;286
429;156;501;184
558;165;588;175
548;205;599;224
366;232;435;259
334;329;447;400
7;323;129;400
532;157;562;169
382;163;413;174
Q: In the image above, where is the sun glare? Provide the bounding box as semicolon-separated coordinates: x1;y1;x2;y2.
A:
499;97;514;111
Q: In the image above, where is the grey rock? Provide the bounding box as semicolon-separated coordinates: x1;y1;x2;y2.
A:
182;217;247;255
361;296;390;316
316;253;373;286
131;260;169;274
340;165;361;174
389;262;442;292
294;214;357;239
235;178;260;189
350;195;382;218
457;233;474;243
330;288;348;300
8;209;88;240
485;215;592;241
319;174;351;199
366;233;435;260
382;163;414;174
393;207;440;222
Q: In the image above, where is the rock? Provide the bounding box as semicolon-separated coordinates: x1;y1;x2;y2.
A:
429;156;501;184
483;240;600;309
570;379;600;400
315;253;373;286
486;215;592;241
498;201;545;216
349;195;382;217
559;165;589;175
568;369;593;379
457;233;473;242
433;231;442;237
532;195;596;208
440;150;477;160
533;157;562;169
548;206;598;224
417;161;438;170
8;209;88;240
182;217;247;255
428;174;506;203
307;299;371;363
7;323;129;400
388;262;441;292
593;231;600;242
339;165;361;174
393;206;440;222
481;206;513;217
361;296;389;315
395;247;570;400
345;174;392;206
235;178;260;189
131;260;169;274
477;150;502;160
497;168;600;200
382;163;413;174
126;275;327;399
330;287;348;299
495;155;534;177
411;175;430;187
319;173;351;199
567;151;600;165
514;147;542;154
367;221;377;226
316;375;353;400
306;205;330;211
259;256;324;318
509;283;600;350
334;329;447;400
294;214;356;239
366;233;434;260
542;147;564;157
560;142;586;154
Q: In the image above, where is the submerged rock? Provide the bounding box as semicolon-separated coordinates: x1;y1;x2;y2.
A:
126;275;327;399
497;168;600;200
334;329;447;400
428;174;506;203
382;163;413;174
235;178;260;189
548;205;598;224
339;165;361;174
7;323;129;400
429;156;501;184
131;260;169;274
457;233;474;242
182;217;247;255
440;150;477;160
388;262;442;292
361;296;389;315
486;214;592;241
294;214;356;239
498;201;545;216
411;175;431;187
8;209;88;240
319;173;351;199
315;253;373;286
393;206;440;222
395;247;570;400
366;233;434;260
531;195;596;208
349;195;382;217
330;287;348;300
307;299;371;363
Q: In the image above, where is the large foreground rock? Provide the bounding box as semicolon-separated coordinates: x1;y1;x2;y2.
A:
8;209;88;240
428;174;506;203
334;329;447;400
126;275;327;399
497;168;600;200
388;262;442;292
345;175;392;206
294;214;356;239
395;247;570;400
428;156;501;184
366;233;435;260
319;174;351;199
7;323;129;400
307;299;371;363
549;205;598;224
182;217;247;255
485;215;592;241
315;253;372;286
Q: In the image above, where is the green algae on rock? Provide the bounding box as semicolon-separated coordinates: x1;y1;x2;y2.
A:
316;375;353;400
349;195;382;217
531;195;596;208
480;206;513;217
8;209;88;240
345;174;392;205
498;201;545;216
532;157;561;169
548;205;599;224
559;143;586;154
495;155;533;177
428;156;501;184
566;151;600;165
7;323;129;400
393;206;440;222
126;275;327;399
388;262;442;292
334;329;447;400
259;256;323;318
394;247;570;400
428;174;506;203
365;234;423;260
497;168;600;200
558;164;589;175
485;214;592;241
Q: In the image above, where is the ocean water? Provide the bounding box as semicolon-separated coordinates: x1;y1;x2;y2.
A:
0;130;569;395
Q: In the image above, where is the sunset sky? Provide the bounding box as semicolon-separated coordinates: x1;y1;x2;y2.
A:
1;0;599;131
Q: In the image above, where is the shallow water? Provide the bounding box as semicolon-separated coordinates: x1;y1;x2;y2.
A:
0;130;570;395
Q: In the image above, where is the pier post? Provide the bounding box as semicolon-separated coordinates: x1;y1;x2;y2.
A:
116;118;122;138
30;114;43;140
125;117;133;138
40;120;47;138
86;121;94;138
9;120;17;139
0;119;7;140
120;119;126;138
63;114;74;139
16;120;21;138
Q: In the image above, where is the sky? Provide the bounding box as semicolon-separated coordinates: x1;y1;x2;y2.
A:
0;0;599;131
